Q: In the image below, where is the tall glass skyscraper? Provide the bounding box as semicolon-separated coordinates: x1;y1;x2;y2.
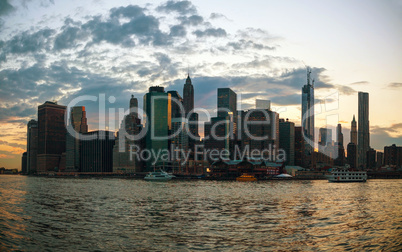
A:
144;86;171;171
301;68;314;168
358;91;370;169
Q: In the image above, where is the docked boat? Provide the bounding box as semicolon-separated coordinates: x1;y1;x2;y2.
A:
144;171;175;182
236;174;257;182
327;167;367;182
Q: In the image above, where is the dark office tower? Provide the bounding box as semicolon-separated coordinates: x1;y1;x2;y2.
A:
144;86;170;171
217;88;237;119
21;152;27;174
37;101;67;172
80;131;115;172
301;68;314;168
27;119;38;174
66;106;88;172
350;115;357;145
319;127;332;155
204;117;230;160
113;95;142;173
336;124;343;147
366;148;376;170
376;152;383;168
334;123;345;166
358;92;370;169
384;144;402;167
347;142;357;169
167;91;183;118
279;119;295;165
183;74;194;116
237;109;279;159
294;127;305;167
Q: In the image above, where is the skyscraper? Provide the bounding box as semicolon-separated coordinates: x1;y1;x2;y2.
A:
37;101;67;172
217;88;237;119
144;86;171;170
279;119;295;165
183;74;194;116
335;123;345;166
113;95;142;173
301;68;314;168
66;106;88;172
347;142;357;169
319;127;332;155
80;131;115;173
167;90;183;118
358;92;369;169
27;119;38;174
350;115;357;145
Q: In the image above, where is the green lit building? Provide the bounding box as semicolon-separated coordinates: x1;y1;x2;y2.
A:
144;86;171;171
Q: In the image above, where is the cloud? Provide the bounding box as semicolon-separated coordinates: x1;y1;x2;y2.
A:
210;13;228;20
371;124;402;150
0;0;15;16
193;28;227;38
179;15;204;26
5;28;55;54
336;85;356;95
156;0;196;15
387;82;402;89
169;24;186;37
350;81;368;85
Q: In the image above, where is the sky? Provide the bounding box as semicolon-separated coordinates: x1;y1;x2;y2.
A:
0;0;401;170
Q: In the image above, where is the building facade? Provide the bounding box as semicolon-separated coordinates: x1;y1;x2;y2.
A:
301;68;315;168
279;119;295;165
358;92;370;169
66;106;88;172
347;142;358;169
37;101;67;172
113;95;143;173
144;86;171;170
80;131;115;172
26;119;38;174
350;115;357;145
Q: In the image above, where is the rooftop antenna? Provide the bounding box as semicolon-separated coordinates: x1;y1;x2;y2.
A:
312;79;315;88
307;67;312;86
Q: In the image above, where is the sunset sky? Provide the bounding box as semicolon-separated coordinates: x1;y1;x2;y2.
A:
0;0;401;169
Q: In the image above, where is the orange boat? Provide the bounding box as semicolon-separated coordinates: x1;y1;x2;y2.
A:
236;173;257;182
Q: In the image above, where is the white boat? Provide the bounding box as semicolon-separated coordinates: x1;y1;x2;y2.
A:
144;171;175;182
327;167;367;182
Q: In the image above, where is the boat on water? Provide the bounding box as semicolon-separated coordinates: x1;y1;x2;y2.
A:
144;171;175;182
236;174;257;182
327;167;367;182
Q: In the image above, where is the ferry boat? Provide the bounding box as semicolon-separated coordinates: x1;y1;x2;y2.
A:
236;174;257;182
144;171;175;182
327;167;367;182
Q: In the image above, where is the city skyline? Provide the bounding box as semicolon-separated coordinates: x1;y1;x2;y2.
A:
0;0;401;169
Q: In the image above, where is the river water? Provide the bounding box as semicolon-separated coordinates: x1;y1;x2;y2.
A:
0;175;401;251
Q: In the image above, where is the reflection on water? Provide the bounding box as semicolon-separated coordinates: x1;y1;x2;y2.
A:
0;176;401;251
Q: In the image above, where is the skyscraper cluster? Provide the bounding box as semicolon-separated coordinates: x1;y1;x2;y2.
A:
22;69;400;174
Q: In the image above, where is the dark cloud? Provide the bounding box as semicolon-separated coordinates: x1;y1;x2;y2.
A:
82;6;170;47
5;28;55;54
179;15;204;26
54;26;86;51
193;28;227;38
156;0;196;15
371;124;402;150
110;5;145;19
225;39;275;51
210;13;228;20
0;103;36;124
0;0;15;16
387;82;402;89
169;24;186;37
